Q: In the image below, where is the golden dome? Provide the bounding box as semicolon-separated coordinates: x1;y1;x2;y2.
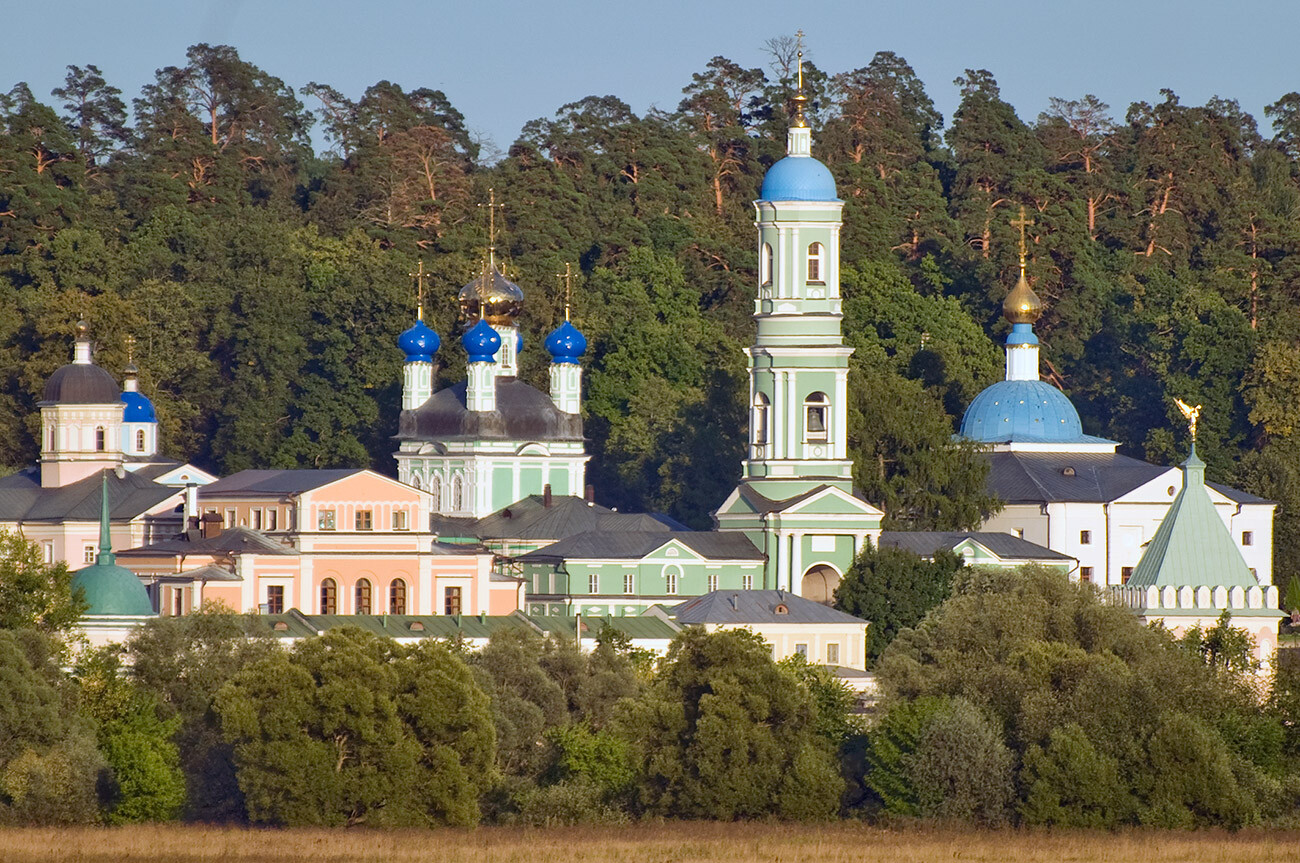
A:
458;265;524;326
1002;269;1043;325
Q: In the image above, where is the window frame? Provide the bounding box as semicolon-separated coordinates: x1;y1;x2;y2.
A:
266;585;284;615
389;579;407;614
803;392;830;443
392;510;408;531
320;578;337;615
444;586;462;616
355;578;372;615
806;242;824;284
355;509;373;531
318;509;336;531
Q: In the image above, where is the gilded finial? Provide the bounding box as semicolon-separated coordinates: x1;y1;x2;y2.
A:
1175;398;1201;442
124;334;138;375
75;319;89;337
557;263;574;322
409;260;428;321
790;30;809;129
1003;206;1043;324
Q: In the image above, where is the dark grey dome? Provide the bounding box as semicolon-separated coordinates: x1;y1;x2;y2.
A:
41;363;121;405
397;379;582;442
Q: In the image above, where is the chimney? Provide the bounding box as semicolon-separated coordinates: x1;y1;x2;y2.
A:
585;484;595;504
543;484;552;508
200;512;223;540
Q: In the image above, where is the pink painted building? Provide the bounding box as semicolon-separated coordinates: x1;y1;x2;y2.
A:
118;468;523;617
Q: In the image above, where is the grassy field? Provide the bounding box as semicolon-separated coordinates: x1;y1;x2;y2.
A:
1;823;1298;863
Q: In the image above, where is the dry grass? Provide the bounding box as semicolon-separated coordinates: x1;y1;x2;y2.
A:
1;822;1298;863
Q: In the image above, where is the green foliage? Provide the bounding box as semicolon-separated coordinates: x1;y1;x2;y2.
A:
834;542;963;661
216;627;495;827
1178;611;1259;674
74;647;185;823
778;653;862;746
909;698;1014;824
615;628;843;821
0;529;85;633
0;630;102;824
862;696;948;816
1020;724;1134;827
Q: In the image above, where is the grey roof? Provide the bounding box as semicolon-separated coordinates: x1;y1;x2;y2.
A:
0;467;179;522
396;379;582;443
118;526;296;557
673;590;867;625
517;530;763;562
200;469;363;497
174;564;242;582
40;362;120;405
984;451;1270;505
880;531;1073;561
473;495;684;541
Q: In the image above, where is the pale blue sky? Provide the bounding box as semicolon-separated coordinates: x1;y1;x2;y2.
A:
3;0;1297;155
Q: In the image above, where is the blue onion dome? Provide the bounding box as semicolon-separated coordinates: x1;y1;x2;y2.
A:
398;318;440;363
760;156;838;202
121;390;157;422
462;318;501;363
960;380;1087;444
516;331;524;354
545;321;587;364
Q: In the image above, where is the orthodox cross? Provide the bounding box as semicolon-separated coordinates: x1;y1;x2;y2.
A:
556;263;574;322
409;259;427;321
477;188;504;271
1010;206;1034;272
125;334;136;365
790;29;809;127
1175;398;1202;441
795;29;805;91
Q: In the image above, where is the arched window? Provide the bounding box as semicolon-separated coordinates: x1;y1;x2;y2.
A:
752;392;770;454
48;427;55;452
135;429;146;452
320;578;337;615
389;578;407;614
761;242;773;286
355;578;372;615
807;242;824;283
429;474;442;510
451;475;464;512
804;392;829;443
95;426;106;452
410;473;422;491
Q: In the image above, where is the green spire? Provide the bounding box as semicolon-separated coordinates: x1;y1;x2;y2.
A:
70;470;154;617
98;472;114;565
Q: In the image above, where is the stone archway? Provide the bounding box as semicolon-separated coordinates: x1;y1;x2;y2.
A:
799;564;841;605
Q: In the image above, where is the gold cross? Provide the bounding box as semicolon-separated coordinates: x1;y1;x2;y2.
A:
477;188;504;270
125;334;135;364
1010;205;1034;270
556;262;574;322
409;260;427;321
795;29;805;91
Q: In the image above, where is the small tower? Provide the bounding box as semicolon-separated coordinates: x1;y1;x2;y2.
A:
39;321;126;488
398;261;440;411
463;317;501;413
72;474;156;646
458;189;524;378
546;264;586;415
119;337;159;458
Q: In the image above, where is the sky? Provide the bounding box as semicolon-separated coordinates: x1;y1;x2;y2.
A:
2;0;1297;155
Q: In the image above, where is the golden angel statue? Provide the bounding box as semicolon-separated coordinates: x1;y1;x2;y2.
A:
1174;398;1201;441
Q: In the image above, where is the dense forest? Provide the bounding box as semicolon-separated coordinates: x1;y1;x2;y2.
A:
3;42;1300;575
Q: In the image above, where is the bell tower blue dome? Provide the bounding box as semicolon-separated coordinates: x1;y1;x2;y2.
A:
544;321;586;364
398;319;439;363
760;155;838;202
462;318;501;363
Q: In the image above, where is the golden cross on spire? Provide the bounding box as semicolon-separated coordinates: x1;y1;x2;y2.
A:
790;30;809;129
125;334;135;364
795;29;805;92
1010;205;1034;273
409;259;428;321
557;262;574;322
477;188;504;270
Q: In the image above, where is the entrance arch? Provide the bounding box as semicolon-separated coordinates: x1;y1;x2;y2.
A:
799;564;841;604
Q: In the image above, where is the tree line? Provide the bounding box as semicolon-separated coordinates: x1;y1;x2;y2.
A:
3;43;1300;573
2;533;1298;827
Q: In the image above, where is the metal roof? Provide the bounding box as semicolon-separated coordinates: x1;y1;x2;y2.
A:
118;526;296;557
879;531;1073;561
473;494;684;541
673;590;867;626
984;451;1269;505
0;467;179;522
396;379;583;443
517;530;763;562
200;469;364;497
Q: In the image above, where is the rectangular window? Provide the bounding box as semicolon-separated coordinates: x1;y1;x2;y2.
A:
1242;531;1254;546
252;508;263;530
173;588;185;617
666;572;678;595
588;573;599;594
1121;566;1134;584
225;508;236;528
288;508;296;530
355;510;373;531
707;574;718;593
265;585;284;615
318;509;336;530
392;510;408;531
1080;566;1093;583
826;643;839;664
742;574;753;591
267;508;278;531
1080;530;1091;545
795;643;808;658
42;542;53;564
84;545;96;564
810;535;836;552
444;586;462;616
623;573;634;594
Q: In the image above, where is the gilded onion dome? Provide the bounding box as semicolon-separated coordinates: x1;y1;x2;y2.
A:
458;264;524;326
1002;269;1043;325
